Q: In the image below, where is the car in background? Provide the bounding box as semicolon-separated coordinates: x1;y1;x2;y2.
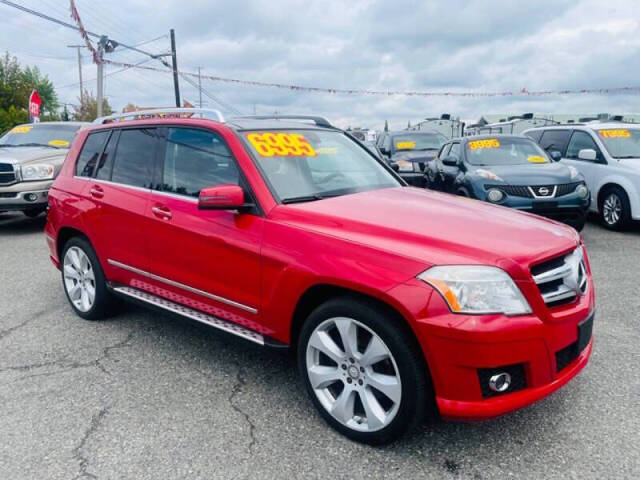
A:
376;130;447;187
524;123;640;230
425;135;590;231
45;109;593;444
0;121;87;217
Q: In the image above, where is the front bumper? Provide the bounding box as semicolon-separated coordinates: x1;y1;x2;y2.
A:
0;180;52;211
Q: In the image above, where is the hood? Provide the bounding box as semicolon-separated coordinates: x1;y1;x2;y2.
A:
391;149;438;163
470;161;577;185
0;146;67;166
270;187;578;278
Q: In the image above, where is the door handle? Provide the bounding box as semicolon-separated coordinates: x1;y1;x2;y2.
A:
89;185;104;199
151;205;172;221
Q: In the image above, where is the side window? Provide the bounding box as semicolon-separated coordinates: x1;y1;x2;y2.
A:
565;131;602;160
539;130;571;156
161;128;239;198
75;131;108;177
94;130;119;181
382;135;392;152
525;130;543;143
111;128;157;188
449;143;461;159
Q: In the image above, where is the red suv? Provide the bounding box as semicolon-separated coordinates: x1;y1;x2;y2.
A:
45;109;594;444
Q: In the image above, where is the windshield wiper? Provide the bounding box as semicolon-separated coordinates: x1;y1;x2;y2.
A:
281;192;345;204
614;155;640;159
13;143;60;149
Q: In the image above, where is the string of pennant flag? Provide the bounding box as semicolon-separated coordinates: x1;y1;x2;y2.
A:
103;59;640;98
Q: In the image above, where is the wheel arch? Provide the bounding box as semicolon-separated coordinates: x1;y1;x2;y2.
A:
56;226;89;260
595;175;639;217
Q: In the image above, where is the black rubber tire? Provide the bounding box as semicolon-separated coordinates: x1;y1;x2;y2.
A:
599;186;631;231
23;208;46;218
297;296;431;445
456;187;471;197
61;236;118;321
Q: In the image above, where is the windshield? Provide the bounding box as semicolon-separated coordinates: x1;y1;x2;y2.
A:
243;129;400;202
392;133;446;152
596;128;640;158
466;137;550;166
0;124;81;148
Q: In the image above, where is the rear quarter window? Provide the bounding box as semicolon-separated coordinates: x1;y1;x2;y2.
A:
75;131;109;177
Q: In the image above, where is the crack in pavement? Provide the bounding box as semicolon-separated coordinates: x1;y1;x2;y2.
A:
228;361;257;455
0;308;61;342
72;406;109;480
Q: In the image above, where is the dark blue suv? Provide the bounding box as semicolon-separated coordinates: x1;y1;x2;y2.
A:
425;135;591;230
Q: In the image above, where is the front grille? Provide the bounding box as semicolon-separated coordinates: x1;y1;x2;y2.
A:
477;363;527;398
484;183;581;199
0;163;16;185
531;248;588;308
556;182;581;197
485;184;532;198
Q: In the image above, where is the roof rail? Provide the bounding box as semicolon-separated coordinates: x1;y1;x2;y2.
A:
93;108;225;125
231;115;333;128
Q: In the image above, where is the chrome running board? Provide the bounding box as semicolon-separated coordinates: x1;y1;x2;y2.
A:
113;286;264;345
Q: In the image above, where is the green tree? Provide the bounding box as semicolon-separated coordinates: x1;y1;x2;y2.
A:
71;89;114;122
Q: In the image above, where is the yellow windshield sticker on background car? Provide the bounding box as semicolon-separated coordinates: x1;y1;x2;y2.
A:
527;155;548;163
49;139;69;147
11;125;32;134
396;141;416;149
246;132;317;157
468;139;500;150
598;129;631;138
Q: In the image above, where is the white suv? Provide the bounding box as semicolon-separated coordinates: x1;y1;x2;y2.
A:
524;123;640;229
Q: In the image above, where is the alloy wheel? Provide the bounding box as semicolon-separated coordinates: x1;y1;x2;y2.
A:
305;317;402;432
63;246;96;312
603;193;622;226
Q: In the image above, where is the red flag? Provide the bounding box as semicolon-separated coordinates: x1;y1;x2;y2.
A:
29;90;42;123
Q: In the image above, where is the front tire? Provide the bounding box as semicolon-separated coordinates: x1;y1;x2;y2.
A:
297;297;430;444
599;186;631;230
61;237;117;320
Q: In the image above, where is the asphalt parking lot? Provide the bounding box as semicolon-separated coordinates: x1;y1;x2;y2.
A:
0;212;639;480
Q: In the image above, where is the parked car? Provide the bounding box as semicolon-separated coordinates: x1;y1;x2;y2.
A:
45;109;594;444
376;130;447;187
0;122;88;217
524;123;640;229
425;135;590;231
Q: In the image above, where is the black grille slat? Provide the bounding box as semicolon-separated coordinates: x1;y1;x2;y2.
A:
477;363;527;398
0;164;16;184
556;182;580;196
0;163;14;172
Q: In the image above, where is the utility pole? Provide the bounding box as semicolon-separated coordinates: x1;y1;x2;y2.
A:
170;29;180;107
198;67;202;108
96;37;106;118
67;45;84;102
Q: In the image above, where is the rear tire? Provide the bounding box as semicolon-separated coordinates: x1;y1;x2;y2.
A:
297;296;431;444
599;186;631;230
61;237;118;320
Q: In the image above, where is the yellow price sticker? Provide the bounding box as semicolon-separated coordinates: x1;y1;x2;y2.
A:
246;132;317;157
599;129;630;138
11;125;32;134
395;141;416;150
468;139;500;150
527;155;548;163
49;139;69;147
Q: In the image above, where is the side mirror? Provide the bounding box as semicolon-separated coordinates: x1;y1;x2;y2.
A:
379;147;389;156
549;150;562;161
198;184;252;211
578;148;597;161
441;156;460;167
390;163;400;172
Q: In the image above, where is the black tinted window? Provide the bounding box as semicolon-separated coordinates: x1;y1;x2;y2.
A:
525;130;543;142
75;131;108;177
111;129;156;188
539;130;571;155
449;143;461;159
161;128;238;197
566;131;601;160
94;130;119;180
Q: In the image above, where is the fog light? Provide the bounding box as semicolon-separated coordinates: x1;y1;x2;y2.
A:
576;184;589;199
489;372;511;392
487;188;504;203
25;193;38;202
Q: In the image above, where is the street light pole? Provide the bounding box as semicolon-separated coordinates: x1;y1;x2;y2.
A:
170;29;180;107
96;36;106;118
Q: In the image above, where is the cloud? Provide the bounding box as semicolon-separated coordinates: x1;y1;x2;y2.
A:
2;0;640;129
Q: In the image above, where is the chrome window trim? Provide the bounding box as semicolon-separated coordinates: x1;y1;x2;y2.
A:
107;259;258;314
151;189;199;203
74;176;152;194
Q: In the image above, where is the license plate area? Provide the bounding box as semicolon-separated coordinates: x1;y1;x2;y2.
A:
532;201;558;210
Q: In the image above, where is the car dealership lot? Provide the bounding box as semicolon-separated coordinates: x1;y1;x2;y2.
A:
0;213;638;479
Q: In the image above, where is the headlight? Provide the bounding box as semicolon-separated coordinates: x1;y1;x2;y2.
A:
568;166;580;179
21;163;55;181
487;188;504;202
418;265;532;315
576;183;589;199
395;160;414;172
475;169;503;181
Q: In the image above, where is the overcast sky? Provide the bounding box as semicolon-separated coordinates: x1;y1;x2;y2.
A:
3;0;640;129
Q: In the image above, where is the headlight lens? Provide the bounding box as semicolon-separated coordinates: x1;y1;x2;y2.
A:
418;265;532;315
475;169;503;181
21;163;55;181
576;183;589;199
395;160;414;172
